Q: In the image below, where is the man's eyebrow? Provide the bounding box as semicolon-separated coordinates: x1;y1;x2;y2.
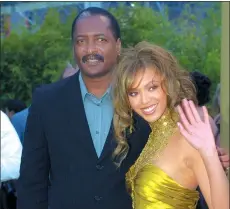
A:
95;33;106;37
75;33;106;38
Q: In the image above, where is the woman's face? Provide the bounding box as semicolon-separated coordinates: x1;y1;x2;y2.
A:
128;67;168;123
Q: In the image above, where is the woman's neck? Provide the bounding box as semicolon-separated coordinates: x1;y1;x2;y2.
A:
149;108;179;134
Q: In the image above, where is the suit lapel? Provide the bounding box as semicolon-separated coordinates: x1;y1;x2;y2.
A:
98;123;116;162
67;72;99;159
98;113;151;164
66;73;150;163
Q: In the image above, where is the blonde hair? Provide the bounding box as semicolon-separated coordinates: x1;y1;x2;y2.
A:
112;41;197;166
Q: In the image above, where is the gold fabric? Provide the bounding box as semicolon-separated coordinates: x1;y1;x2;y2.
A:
126;109;199;209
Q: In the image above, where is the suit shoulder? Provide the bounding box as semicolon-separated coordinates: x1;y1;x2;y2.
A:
133;113;150;132
33;74;78;102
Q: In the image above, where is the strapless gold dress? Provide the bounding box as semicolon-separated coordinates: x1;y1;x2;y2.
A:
126;109;199;209
126;164;199;209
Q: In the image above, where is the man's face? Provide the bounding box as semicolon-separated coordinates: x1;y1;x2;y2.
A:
73;15;121;78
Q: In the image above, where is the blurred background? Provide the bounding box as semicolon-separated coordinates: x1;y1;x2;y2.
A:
0;1;221;107
0;2;229;208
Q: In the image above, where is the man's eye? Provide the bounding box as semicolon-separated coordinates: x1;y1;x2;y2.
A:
98;38;106;42
76;40;85;44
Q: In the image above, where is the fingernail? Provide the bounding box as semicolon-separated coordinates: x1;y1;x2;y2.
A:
182;99;187;104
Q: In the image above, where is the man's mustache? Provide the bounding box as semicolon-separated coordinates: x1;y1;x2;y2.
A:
82;54;104;63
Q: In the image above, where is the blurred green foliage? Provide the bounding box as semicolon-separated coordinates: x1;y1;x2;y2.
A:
0;3;221;106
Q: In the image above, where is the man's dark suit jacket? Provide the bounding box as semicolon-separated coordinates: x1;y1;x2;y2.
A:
17;72;151;209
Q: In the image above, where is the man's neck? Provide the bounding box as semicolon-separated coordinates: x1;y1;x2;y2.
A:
82;73;112;98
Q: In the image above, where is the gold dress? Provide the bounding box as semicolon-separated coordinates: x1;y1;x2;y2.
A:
126;109;199;209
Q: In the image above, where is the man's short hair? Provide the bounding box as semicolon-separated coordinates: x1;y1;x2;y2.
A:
190;71;212;106
71;7;121;41
4;99;27;113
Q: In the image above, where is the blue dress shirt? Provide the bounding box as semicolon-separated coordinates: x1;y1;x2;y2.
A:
11;107;29;144
79;73;113;157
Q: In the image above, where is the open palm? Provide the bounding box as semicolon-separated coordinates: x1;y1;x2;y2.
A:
177;99;216;151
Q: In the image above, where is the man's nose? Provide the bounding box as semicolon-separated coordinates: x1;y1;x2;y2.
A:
87;40;97;54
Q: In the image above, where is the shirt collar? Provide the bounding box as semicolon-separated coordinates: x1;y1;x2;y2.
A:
79;72;88;101
79;72;112;101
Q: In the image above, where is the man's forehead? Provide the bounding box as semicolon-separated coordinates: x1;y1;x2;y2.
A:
77;14;110;25
75;15;112;36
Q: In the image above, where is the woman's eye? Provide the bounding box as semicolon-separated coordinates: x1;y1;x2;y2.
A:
149;86;158;91
128;92;138;97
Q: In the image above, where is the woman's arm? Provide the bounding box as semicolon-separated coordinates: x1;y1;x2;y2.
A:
177;99;229;209
188;143;229;209
200;147;229;209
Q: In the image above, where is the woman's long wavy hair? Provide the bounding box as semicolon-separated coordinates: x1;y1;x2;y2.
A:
112;41;198;167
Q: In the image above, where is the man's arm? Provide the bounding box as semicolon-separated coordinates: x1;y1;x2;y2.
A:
17;89;50;209
1;111;22;182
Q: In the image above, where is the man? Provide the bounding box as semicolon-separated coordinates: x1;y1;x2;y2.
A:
11;107;29;144
1;110;22;182
3;99;27;119
11;67;76;144
17;7;229;209
1;110;22;209
17;7;150;209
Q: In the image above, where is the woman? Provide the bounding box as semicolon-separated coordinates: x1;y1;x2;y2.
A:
112;41;229;209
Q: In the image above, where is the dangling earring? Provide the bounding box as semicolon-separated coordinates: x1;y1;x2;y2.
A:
129;111;133;134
